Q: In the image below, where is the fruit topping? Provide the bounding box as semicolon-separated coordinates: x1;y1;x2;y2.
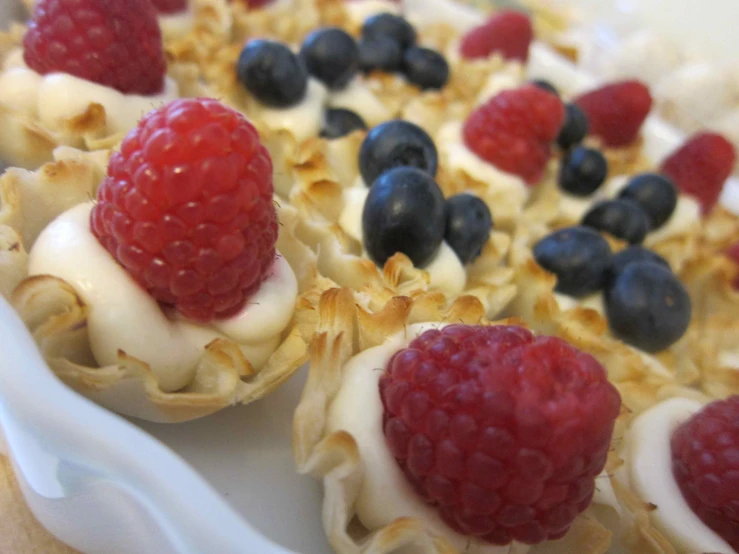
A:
402;46;450;91
556;104;589;151
23;0;166;95
358;36;404;73
379;324;621;545
605;262;691;352
573;80;652;148
607;246;670;283
463;86;565;185
726;242;739;290
582;199;650;245
659;132;737;215
359;120;438;186
558;147;608;197
619;173;678;230
237;40;308;108
90;98;278;323
320;108;367;139
460;10;534;62
151;0;187;14
362;13;417;51
671;396;739;551
530;79;559;97
300;28;359;90
362;167;445;268
444;194;493;265
534;227;612;297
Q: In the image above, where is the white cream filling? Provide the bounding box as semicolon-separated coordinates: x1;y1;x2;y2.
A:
158;10;195;40
28;202;297;393
0;50;179;135
327;77;391;128
345;0;402;25
251;78;327;143
437;122;529;209
628;398;734;554
403;0;485;34
475;65;525;106
338;181;467;296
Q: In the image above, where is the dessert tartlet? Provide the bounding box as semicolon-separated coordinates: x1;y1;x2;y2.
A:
6;98;324;423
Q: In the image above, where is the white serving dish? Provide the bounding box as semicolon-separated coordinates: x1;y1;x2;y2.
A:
1;1;738;553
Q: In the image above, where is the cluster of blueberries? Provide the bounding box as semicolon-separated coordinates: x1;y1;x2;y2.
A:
237;13;450;140
359;120;493;269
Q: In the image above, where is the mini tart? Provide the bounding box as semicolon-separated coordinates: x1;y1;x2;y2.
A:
285;131;517;319
292;287;673;554
506;226;739;415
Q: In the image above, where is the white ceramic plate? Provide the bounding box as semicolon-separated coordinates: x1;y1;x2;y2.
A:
1;2;738;554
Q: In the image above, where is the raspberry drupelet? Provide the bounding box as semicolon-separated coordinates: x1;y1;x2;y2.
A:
460;10;534;62
91;98;278;323
379;324;622;545
463;86;565;185
671;396;739;550
23;0;167;96
151;0;188;14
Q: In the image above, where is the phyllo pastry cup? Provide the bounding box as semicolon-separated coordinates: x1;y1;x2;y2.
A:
293;287;673;554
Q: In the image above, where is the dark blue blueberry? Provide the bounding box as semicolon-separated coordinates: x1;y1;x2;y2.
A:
619;173;678;230
607;246;670;283
530;79;559;97
402;47;449;90
533;226;612;297
320;108;367;139
362;13;417;50
605;262;691;352
362;167;446;267
359;120;438;186
300;28;359;90
557;103;589;150
444;194;493;264
582;199;650;244
558;147;608;197
237;40;308;108
358;36;404;73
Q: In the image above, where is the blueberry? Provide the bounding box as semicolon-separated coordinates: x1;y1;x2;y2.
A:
619;173;678;230
359;120;438;186
533;226;612;297
558;147;608;197
444;194;493;264
362;13;417;50
359;37;403;73
605;262;691;352
530;79;559;97
557;104;589;150
320;108;367;139
402;47;449;90
300;28;359;90
362;167;446;267
582;199;650;244
607;246;670;283
237;40;308;108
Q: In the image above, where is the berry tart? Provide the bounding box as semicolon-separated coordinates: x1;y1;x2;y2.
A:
291;288;684;553
5;98;323;423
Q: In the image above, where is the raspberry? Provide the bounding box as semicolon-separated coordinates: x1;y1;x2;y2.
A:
671;396;739;550
379;325;621;545
460;10;534;62
463;86;565;185
660;133;737;215
23;0;166;95
726;242;739;290
151;0;188;14
90;98;278;323
573;80;652;148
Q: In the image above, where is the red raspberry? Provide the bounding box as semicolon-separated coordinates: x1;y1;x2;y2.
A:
151;0;188;14
23;0;166;95
573;80;652;148
463;86;565;185
460;10;534;62
660;133;736;215
379;325;621;545
671;396;739;550
90;98;278;323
